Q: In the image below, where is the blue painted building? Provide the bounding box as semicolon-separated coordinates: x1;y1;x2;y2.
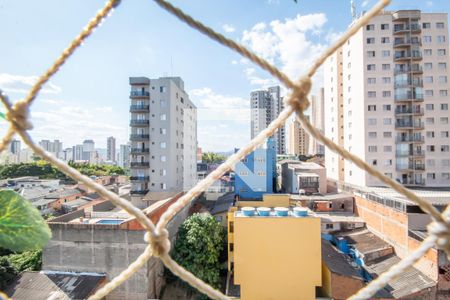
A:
234;138;276;200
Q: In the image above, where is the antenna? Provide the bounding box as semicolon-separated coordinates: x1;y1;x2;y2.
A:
351;0;356;20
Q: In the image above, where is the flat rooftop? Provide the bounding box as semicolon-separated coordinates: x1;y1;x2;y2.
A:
291;192;353;201
335;229;392;255
234;209;315;218
365;186;450;206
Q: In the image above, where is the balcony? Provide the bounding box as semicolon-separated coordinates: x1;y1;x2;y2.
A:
396;163;425;171
395;135;425;143
130;189;149;195
130;134;150;140
394;52;422;62
130;162;150;168
392;10;421;21
130;119;150;126
130;105;150;112
394;107;424;116
393;23;421;35
394;65;423;75
394;79;423;88
402;179;425;186
395;121;424;130
393;39;421;48
394;93;424;102
396;150;425;157
130;148;150;154
130;176;150;181
130;91;150;98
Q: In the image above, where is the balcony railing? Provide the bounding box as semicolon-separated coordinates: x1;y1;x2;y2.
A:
396;163;425;171
130;119;150;126
393;39;421;48
396;150;425;157
130;105;150;112
395;121;424;129
394;93;424;102
130;162;150;167
395;135;425;143
394;52;422;61
394;79;423;88
130;134;150;140
394;65;423;75
393;23;421;34
130;91;150;97
130;189;149;195
130;148;150;154
130;176;150;181
402;179;425;186
394;107;424;115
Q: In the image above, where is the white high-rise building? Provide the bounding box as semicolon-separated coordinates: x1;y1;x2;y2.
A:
38;139;62;155
73;145;84;161
82;139;95;161
310;88;325;155
118;144;130;168
107;136;116;162
129;76;197;205
10;139;21;155
325;10;450;187
251;86;286;154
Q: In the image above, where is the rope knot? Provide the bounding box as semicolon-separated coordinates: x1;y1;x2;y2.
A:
285;76;312;113
145;228;170;257
6;101;33;131
427;221;450;256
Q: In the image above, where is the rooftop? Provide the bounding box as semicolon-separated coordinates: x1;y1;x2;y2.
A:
45;188;83;199
322;240;362;279
335;229;392;256
366;186;450;206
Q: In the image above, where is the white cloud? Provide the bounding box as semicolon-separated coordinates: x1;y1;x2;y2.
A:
222;24;236;33
240;13;331;91
426;1;433;7
362;0;370;8
0;73;62;95
231;60;238;65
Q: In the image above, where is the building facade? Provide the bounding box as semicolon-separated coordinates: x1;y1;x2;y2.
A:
288;117;310;156
325;10;450;187
82;139;95;161
107;136;116;162
129;77;197;204
10;139;21;155
310;88;325;155
118;144;130;168
250;86;286;154
234;138;276;200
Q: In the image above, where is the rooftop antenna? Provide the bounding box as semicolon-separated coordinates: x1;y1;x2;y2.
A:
351;0;357;20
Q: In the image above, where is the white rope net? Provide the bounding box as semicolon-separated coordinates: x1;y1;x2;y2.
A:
0;0;449;299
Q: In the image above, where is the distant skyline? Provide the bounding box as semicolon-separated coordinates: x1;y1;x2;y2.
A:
1;0;449;150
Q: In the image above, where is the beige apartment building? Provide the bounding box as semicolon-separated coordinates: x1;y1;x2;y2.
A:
325;10;450;187
288;117;310;156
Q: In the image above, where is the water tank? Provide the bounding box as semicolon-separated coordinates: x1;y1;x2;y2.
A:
257;207;271;216
241;207;256;216
274;207;289;217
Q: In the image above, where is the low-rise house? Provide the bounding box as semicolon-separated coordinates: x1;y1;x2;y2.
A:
45;188;84;210
280;160;327;194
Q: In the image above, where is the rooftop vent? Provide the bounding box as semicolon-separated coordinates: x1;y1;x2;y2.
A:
241;207;255;217
257;207;271;216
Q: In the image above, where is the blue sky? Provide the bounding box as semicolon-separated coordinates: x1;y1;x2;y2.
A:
1;0;449;151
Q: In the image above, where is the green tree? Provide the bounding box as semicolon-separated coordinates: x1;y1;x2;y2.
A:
8;249;42;272
171;213;226;297
0;256;17;289
202;152;226;164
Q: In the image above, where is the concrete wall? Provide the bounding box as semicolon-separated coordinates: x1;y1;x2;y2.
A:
408;212;432;230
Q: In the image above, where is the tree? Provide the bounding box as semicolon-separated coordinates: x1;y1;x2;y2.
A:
171;213;226;297
0;256;17;289
202;152;226;164
8;249;42;272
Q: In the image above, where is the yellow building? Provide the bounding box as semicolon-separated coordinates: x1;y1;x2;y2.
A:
227;194;321;300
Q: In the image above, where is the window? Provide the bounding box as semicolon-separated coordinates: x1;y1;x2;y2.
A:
441;117;449;124
426;117;435;125
368;118;377;125
161;183;166;190
437;35;446;43
441;104;449;110
384;146;392;152
438;49;446;56
383;118;392;125
160;142;166;149
439;76;448;83
424;49;432;56
366;24;375;31
423;22;431;29
160;155;166;162
383;104;391;111
160;169;166;176
425;90;434;97
382;77;391;84
229;222;234;233
160;86;166;93
443;173;450;180
381;24;389;30
423;36;432;43
367;51;376;57
367;64;376;71
385;159;392;166
382;64;390;70
441;145;450;152
437;22;445;29
442;159;450;166
427;159;435;166
160;128;166;135
381;37;390;44
441;131;449;138
424;63;432;70
372;159;377;166
326;223;334;229
438;63;447;70
368;105;376;111
368;91;376;98
368;132;377;138
382;50;390;57
427;173;436;180
440;90;448;97
383;91;391;97
368;146;377;152
383;131;392;138
424;76;433;83
427;145;435;152
367;37;375;44
427;131;435;138
368;78;376;84
160;114;167;121
160;100;167;108
239;171;248;176
426;104;434;110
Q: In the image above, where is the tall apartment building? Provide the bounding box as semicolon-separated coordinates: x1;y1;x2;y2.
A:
250;86;286;154
39;139;63;154
82;139;95;161
310;88;325;155
129;77;197;203
73;145;84;161
325;10;450;187
107;136;116;162
118;144;130;168
10;139;21;155
288;117;310;156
